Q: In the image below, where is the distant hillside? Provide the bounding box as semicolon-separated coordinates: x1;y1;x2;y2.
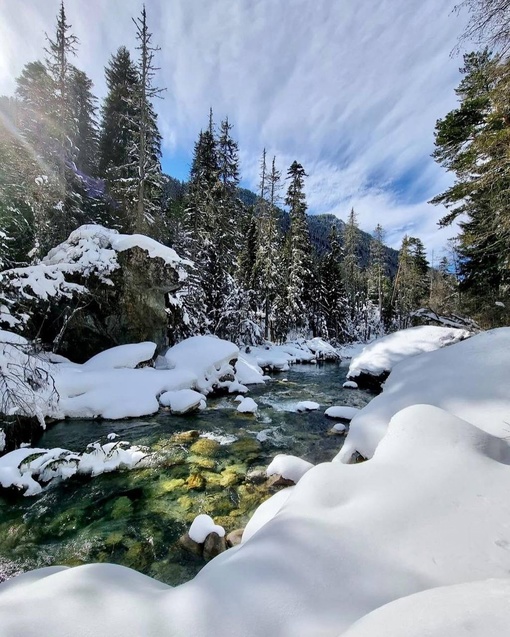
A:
238;187;398;275
170;180;399;275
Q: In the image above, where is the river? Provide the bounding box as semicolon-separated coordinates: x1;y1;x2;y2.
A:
0;362;373;585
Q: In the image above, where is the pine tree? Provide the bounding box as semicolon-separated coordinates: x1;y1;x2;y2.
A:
98;46;140;230
253;153;284;340
284;160;312;335
131;6;165;235
342;208;365;333
367;223;389;332
316;226;347;341
392;235;429;327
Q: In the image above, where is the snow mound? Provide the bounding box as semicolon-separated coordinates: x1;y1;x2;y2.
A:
348;325;470;380
296;401;320;412
5;405;510;635
305;337;340;360
342;578;510;637
325;406;359;420
158;389;206;413
188;514;225;544
242;487;295;543
237;397;258;414
82;342;156;371
165;335;239;394
266;453;314;483
235;356;266;385
343;380;358;389
339;327;510;462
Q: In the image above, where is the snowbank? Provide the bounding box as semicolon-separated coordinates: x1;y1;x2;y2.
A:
339;327;510;462
82;342;156;371
342;579;510;637
241;339;332;371
4;405;510;635
347;325;470;382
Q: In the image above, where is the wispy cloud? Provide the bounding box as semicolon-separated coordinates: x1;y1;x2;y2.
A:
0;0;470;256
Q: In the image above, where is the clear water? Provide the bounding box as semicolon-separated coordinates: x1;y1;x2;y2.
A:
0;363;373;585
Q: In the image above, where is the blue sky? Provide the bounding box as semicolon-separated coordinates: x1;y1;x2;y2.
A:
0;0;472;257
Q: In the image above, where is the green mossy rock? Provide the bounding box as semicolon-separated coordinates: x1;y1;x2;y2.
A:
189;438;221;457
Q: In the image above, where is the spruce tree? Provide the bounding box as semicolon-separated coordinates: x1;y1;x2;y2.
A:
284;160;312;335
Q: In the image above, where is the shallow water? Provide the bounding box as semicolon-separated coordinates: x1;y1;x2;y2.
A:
0;363;373;585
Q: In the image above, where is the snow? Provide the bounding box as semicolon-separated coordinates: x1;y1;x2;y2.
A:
331;422;346;433
296;401;320;412
6;403;510;636
0;440;149;496
305;337;340;360
338;327;510;463
236;397;258;414
82;342;156;371
0;334;244;422
342;380;358;389
324;406;360;420
342;579;510;637
158;389;206;413
242;487;295;543
164;335;239;394
234;356;266;385
44;224;190;283
266;453;314;483
348;325;471;380
241;340;321;371
0;430;5;452
188;514;225;544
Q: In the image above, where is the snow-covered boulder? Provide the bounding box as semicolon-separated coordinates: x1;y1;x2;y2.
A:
158;389;206;414
82;342;157;371
338;327;510;463
305;337;340;360
296;401;320;412
324;406;359;421
347;326;471;390
266;454;314;483
236;397;258;414
165;335;239;394
1;225;191;356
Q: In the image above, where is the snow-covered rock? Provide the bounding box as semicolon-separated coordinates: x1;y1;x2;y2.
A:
158;389;206;414
188;514;225;544
296;401;320;412
266;454;314;483
343;380;358;389
0;440;149;496
338;327;510;463
347;326;471;388
235;356;266;385
236;397;258;414
305;337;340;360
82;342;157;371
5;405;510;636
331;422;346;433
165;335;239;394
324;406;359;420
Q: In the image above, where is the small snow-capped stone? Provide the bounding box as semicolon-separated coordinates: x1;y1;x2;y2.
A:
343;381;359;389
237;397;258;414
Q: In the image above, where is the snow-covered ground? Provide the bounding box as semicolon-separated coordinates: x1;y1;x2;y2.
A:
339;327;510;462
0;332;264;423
347;325;470;381
3;402;510;635
4;327;510;635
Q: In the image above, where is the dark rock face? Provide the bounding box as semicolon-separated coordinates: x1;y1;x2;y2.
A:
347;370;389;394
51;248;181;362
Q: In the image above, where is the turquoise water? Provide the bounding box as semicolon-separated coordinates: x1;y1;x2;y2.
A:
0;363;373;585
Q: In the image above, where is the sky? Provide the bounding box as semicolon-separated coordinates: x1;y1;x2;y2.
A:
0;0;472;258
